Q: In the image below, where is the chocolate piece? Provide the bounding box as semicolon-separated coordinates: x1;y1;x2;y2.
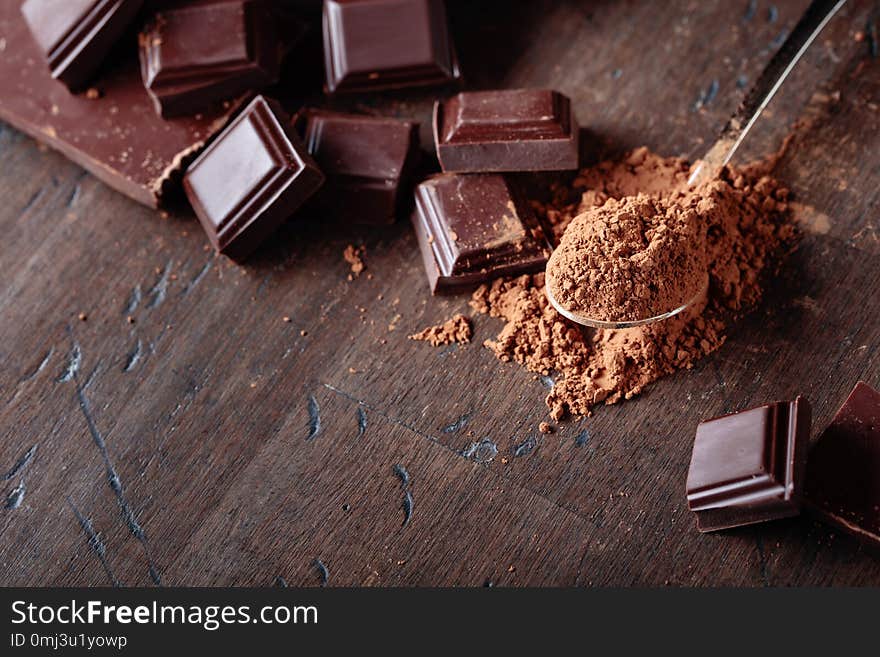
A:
139;1;280;118
323;0;460;94
0;4;245;208
183;96;324;261
297;109;419;225
805;382;880;547
686;397;811;532
434;89;580;173
21;0;144;91
411;174;551;294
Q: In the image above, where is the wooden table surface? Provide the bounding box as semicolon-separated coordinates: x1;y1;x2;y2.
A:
1;0;879;587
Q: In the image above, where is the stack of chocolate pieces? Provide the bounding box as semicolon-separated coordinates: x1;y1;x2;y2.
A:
413;88;580;293
686;381;880;550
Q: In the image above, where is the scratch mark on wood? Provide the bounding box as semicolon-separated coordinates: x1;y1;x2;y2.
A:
693;79;719;111
123;285;142;315
21;188;44;213
3;444;37;481
67;497;120;587
66;183;81;208
460;438;498;463
123;338;143;373
4;480;25;510
574;429;590;447
868;18;878;58
314;559;329;587
357;406;367;437
513;436;538;457
306;394;321;440
181;257;213;296
19;347;53;383
441;412;472;434
274;575;288;587
754;535;771;587
56;343;81;383
767;5;778;23
147;261;172;309
540;375;555;389
81;362;101;391
74;378;161;585
769;29;788;49
402;490;414;527
743;0;757;22
392;464;410;488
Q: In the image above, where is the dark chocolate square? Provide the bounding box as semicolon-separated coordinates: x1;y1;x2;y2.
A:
411;173;551;294
183;96;324;261
297;109;419;224
21;0;144;91
805;382;880;547
434;89;580;173
323;0;460;93
686;397;811;532
139;0;280;118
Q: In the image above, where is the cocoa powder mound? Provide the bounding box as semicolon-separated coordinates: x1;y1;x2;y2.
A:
471;148;796;418
409;314;472;347
546;193;709;322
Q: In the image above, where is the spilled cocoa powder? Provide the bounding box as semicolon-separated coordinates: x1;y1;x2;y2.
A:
470;147;797;419
409;314;472;347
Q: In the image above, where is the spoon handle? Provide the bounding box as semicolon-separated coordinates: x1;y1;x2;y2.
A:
688;0;847;187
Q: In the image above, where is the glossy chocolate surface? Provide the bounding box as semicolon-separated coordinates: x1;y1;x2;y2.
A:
686;397;811;532
139;0;280;117
184;96;324;261
21;0;144;91
297;109;419;224
412;173;550;294
435;89;580;172
806;382;880;547
0;3;245;208
323;0;460;93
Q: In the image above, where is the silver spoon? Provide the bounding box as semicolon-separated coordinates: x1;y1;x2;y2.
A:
546;0;847;329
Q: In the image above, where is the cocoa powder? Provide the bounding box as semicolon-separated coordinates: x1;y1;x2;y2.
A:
471;148;796;418
546;193;709;322
409;314;472;347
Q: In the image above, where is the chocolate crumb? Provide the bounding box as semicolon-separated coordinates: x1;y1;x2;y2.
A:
77;312;87;321
409;314;472;347
538;422;553;434
84;88;101;100
343;244;366;278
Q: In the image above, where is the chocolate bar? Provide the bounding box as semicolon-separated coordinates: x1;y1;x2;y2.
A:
686;397;811;532
296;109;420;225
139;0;281;118
0;4;245;208
183;96;324;261
411;174;551;294
323;0;460;94
805;382;880;547
21;0;144;91
434;89;580;173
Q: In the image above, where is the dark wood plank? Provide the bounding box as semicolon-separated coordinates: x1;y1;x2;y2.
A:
1;0;879;587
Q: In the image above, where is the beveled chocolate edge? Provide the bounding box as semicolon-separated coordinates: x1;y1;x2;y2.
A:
411;174;550;293
24;0;143;88
437;90;573;144
686;398;810;512
184;96;318;251
322;0;461;94
142;2;277;89
803;383;879;546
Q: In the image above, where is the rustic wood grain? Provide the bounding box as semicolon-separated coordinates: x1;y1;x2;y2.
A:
1;0;879;587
